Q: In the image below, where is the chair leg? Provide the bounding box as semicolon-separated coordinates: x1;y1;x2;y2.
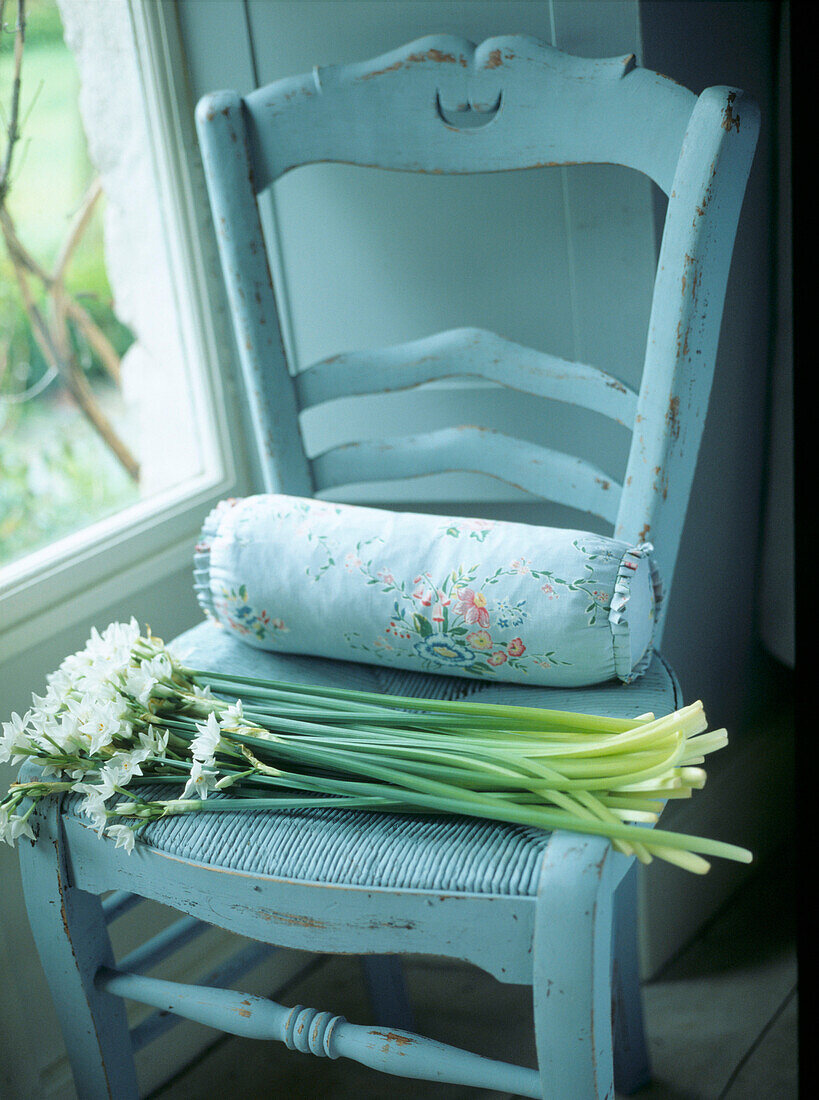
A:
612;861;652;1094
532;832;619;1100
17;799;138;1100
359;954;415;1030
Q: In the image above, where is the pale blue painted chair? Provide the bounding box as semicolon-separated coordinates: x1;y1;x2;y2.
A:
18;35;758;1099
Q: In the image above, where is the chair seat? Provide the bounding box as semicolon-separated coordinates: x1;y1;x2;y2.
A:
66;620;680;897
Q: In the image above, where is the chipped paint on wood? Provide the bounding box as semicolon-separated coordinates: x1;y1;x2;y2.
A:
666;395;681;441
194;89;313;497
616;84;758;638
721;90;741;132
241;33;698;192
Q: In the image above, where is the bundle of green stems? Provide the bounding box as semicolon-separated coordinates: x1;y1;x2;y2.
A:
1;622;752;874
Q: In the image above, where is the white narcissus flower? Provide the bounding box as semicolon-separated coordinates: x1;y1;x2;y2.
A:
141;654;173;683
122;665;156;706
94;765;127;801
0;805;12;846
220;701;244;731
51;620;141;698
90;620;140;669
73;785;110;834
100;618;140;652
138;727;169;757
105;823;137;854
190;713;222;764
182;759;218;801
0;712;30;766
0;806;35;847
77;699;128;756
49;711;82;754
106;747;152;785
28;689;62;725
11;815;36;843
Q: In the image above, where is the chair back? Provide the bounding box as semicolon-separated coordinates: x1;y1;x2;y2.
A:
195;34;759;642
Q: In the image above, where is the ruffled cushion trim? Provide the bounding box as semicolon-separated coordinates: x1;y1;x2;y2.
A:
609;542;664;684
193;499;235;621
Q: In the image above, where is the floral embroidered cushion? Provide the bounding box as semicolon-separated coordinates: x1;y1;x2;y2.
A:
194;495;663;687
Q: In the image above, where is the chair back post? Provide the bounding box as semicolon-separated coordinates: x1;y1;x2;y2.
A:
195;90;313;496
616;87;760;642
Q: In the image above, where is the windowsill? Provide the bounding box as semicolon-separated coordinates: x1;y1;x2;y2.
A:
0;467;233;659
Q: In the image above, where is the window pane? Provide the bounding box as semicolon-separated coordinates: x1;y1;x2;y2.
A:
1;0;207;570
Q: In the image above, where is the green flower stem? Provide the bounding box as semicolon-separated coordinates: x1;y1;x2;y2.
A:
115;794;406;816
120;764;751;866
191;668;652;734
225;723;691;794
644;846;712;875
231;738;676;864
210;699;522;731
10;779;76;797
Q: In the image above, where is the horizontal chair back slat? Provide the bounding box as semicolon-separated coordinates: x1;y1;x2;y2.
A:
312;427;621;525
296;328;637;427
242;34;696;194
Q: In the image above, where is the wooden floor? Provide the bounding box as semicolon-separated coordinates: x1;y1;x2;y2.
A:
152;840;798;1100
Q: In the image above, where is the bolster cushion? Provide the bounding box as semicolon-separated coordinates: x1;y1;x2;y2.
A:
194;495;662;687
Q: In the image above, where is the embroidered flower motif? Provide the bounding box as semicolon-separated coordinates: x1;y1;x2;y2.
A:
412;584;433;606
413;636;474;667
507;638;526;657
444;518;495;542
487;650;508;666
466;630;493;651
216;585;287;642
454;588;490;627
495;600;527;629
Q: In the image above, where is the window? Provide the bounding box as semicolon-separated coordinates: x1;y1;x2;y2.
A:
1;0;144;567
0;0;249;655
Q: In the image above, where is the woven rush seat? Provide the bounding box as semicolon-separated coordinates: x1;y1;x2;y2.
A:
63;621;680;897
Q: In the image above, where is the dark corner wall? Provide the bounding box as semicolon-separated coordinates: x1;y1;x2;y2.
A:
640;0;791;736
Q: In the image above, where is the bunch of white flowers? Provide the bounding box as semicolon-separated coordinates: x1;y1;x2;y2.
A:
1;621;753;874
1;620;184;851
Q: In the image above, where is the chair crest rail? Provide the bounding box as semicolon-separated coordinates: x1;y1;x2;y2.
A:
238;34;697;192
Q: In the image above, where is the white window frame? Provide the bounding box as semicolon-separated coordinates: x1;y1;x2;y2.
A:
0;0;252;662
